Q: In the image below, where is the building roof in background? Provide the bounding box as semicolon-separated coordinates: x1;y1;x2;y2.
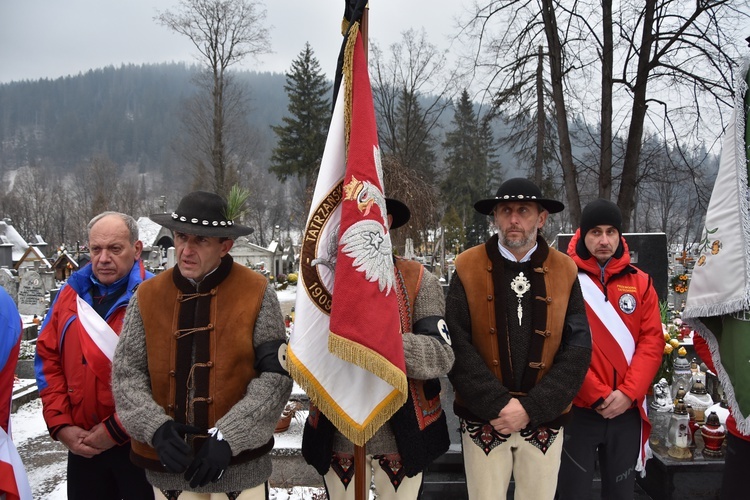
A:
138;216;168;247
14;245;51;269
0;219;29;261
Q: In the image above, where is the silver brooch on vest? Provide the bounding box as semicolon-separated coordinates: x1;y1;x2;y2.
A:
510;272;531;325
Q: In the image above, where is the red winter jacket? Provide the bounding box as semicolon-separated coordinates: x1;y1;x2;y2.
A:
567;230;664;410
34;261;151;442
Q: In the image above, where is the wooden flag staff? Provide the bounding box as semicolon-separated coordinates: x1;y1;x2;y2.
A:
354;7;369;500
354;6;369;498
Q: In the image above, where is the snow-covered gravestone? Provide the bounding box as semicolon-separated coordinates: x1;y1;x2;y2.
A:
167;247;176;269
0;267;18;303
40;270;55;293
18;270;46;316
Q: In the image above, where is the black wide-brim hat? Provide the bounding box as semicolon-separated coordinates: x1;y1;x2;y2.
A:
149;191;254;238
386;198;411;230
474;177;565;215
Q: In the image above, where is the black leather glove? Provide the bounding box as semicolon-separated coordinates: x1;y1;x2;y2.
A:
184;428;232;488
152;420;200;473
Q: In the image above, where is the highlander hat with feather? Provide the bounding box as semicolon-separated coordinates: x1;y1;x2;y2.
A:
150;190;254;238
473;177;565;215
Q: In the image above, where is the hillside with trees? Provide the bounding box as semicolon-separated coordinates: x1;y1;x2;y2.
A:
0;55;721;262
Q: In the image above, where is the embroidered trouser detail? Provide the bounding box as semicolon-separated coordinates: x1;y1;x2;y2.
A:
375;453;406;491
324;453;423;500
330;452;355;489
460;419;564;499
460;418;508;455
520;425;560;454
154;484;266;500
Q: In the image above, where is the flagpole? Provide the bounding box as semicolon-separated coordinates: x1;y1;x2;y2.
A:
360;3;369;62
355;443;367;500
352;7;369;499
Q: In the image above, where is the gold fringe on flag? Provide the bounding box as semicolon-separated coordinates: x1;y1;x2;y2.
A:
342;20;359;153
287;345;405;447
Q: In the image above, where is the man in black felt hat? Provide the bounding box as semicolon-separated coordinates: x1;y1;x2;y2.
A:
557;199;662;500
445;178;591;499
301;198;454;500
112;191;292;499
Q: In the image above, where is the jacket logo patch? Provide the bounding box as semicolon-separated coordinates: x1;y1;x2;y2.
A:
618;293;636;314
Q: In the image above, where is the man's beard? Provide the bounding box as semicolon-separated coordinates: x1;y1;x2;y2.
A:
501;227;537;249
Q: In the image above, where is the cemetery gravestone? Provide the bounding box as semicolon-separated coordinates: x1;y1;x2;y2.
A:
167;247;176;269
0;267;17;303
18;270;47;316
40;270;55;293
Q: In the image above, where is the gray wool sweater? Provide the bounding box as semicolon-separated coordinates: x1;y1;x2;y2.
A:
330;268;455;455
112;283;293;493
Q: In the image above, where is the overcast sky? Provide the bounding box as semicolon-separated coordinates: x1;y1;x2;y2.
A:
0;0;471;84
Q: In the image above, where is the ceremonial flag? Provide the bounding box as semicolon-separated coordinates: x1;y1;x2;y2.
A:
288;14;407;445
683;59;750;434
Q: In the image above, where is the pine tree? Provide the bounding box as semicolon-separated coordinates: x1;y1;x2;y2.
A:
394;88;437;179
442;89;502;248
270;42;331;189
441;205;466;256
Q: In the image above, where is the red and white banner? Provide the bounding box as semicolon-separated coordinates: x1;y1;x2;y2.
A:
288;27;407;446
683;59;750;434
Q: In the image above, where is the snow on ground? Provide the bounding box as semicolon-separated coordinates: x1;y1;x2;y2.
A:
9;390;45;445
10;397;68;500
277;286;297;308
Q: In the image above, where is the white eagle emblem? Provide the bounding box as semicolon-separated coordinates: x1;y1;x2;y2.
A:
339;145;394;293
340;220;395;293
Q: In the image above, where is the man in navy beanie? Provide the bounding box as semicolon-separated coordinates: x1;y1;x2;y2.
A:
558;199;664;499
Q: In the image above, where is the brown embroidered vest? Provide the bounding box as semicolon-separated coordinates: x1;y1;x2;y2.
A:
130;261;267;468
454;236;578;403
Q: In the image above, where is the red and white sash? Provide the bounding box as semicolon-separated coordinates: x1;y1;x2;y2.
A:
578;273;634;365
578;272;652;474
76;295;119;386
0;423;32;499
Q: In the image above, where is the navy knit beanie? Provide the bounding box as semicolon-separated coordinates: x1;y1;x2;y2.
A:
580;199;622;236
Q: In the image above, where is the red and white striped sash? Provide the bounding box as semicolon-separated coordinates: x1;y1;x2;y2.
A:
76;295;119;385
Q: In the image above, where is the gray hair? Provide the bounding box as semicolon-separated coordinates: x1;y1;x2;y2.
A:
87;212;139;244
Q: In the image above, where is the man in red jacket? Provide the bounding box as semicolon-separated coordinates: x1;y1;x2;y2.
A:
34;212;154;499
557;199;663;500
